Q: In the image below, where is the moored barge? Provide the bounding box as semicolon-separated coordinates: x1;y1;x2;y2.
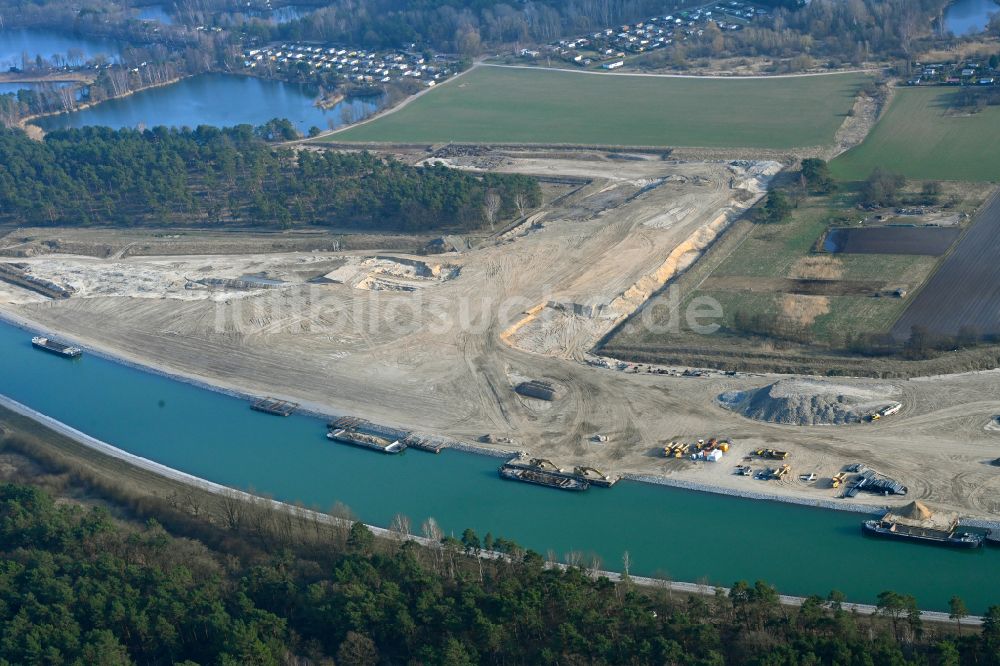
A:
861;501;984;549
499;463;590;491
31;336;82;358
327;428;406;454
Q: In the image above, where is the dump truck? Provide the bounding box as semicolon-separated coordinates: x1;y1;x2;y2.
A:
754;448;789;460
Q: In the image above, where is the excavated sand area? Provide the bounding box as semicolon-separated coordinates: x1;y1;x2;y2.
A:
503;160;781;359
8;152;1000;519
719;379;900;425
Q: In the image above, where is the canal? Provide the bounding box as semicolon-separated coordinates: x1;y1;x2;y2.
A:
1;318;999;612
34;73;381;134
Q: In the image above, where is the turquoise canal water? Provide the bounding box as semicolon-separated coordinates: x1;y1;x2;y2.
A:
0;28;120;70
945;0;1000;35
1;318;999;612
35;73;381;134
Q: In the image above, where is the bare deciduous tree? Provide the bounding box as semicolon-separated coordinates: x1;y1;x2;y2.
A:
482;189;501;230
514;191;529;218
390;513;411;540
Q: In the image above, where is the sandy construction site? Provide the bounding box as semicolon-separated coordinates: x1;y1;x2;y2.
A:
4;149;1000;519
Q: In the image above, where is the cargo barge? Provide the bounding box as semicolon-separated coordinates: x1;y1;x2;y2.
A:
250;397;298;416
328;416;446;453
861;501;984;549
499;463;590;491
327;428;406;454
31;336;82;358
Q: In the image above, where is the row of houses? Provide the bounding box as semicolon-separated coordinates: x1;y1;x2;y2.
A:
907;60;998;87
527;1;769;67
242;43;456;87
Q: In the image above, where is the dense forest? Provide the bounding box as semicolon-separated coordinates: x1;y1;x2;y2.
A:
240;0;804;53
0;125;540;230
1;479;999;664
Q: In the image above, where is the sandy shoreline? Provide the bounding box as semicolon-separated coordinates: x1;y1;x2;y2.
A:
0;386;984;623
2;307;983;524
6;295;1000;525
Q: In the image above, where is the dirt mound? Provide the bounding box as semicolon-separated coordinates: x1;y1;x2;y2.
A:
718;378;898;426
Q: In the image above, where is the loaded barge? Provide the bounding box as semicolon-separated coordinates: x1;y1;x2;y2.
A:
327;428;406;454
499;463;589;491
327;416;447;454
861;501;985;549
498;458;618;491
31;336;82;358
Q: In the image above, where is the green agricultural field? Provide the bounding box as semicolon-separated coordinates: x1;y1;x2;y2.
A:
831;87;1000;182
332;66;870;149
615;194;941;349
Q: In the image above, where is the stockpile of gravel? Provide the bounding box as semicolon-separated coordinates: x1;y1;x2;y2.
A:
718;379;898;426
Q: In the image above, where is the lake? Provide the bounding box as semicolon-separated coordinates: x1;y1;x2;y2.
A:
0;27;120;70
2;317;1000;612
137;5;175;25
35;73;382;134
0;81;75;96
945;0;1000;36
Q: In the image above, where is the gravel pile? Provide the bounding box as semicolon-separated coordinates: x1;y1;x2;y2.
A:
718;378;898;426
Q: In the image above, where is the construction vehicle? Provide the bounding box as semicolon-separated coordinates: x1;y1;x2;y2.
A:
734;465;752;477
754;448;789;461
773;464;791;480
573;466;619;487
527;458;560;472
831;472;848;488
663;442;689;458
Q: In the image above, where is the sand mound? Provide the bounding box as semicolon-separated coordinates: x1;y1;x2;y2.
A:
894;501;934;521
718;378;898;426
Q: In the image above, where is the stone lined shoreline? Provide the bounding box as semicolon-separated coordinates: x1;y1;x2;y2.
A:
4;308;1000;532
0;390;983;624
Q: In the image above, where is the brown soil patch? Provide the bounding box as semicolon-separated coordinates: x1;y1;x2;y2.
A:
780;293;830;326
790;255;844;280
701;275;883;296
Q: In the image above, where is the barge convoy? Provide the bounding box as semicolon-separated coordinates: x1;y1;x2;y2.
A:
31;336;82;358
862;501;985;549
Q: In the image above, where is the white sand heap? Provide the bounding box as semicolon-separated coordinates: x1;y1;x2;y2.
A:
718;378;899;426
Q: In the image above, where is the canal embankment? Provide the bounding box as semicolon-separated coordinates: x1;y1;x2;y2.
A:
0;307;920;519
0;392;984;625
4;307;1000;612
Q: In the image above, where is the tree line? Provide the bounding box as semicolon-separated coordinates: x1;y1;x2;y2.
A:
1;479;1000;665
0;124;540;231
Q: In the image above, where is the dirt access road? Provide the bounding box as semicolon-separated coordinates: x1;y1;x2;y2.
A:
4;150;1000;519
